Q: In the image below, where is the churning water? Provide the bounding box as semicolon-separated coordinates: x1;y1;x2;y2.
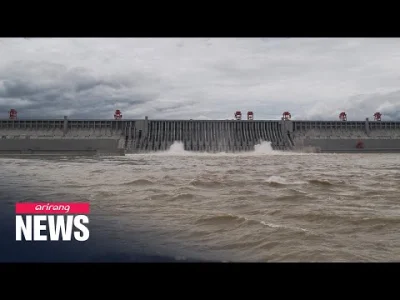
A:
1;141;399;261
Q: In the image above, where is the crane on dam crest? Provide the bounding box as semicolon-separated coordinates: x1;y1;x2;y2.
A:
9;109;17;120
374;112;382;121
339;111;347;121
282;111;291;120
234;111;242;120
3;108;388;123
114;110;122;120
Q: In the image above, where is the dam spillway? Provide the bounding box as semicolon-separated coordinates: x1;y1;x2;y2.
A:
131;119;292;152
1;116;400;155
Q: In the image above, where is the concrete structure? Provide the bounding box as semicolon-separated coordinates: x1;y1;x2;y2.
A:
1;116;400;155
128;118;292;153
0;117;126;156
291;119;400;153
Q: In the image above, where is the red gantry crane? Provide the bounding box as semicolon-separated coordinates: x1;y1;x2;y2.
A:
373;112;382;121
9;109;17;120
339;111;347;121
234;111;242;120
114;109;122;120
282;111;291;120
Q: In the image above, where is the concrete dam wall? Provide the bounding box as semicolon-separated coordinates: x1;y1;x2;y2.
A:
292;120;400;152
0;118;126;155
128;119;292;153
1;117;400;155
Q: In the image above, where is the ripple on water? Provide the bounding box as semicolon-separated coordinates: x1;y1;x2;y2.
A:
1;152;400;262
119;179;155;186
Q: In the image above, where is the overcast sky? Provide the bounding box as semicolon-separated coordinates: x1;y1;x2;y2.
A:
1;38;400;121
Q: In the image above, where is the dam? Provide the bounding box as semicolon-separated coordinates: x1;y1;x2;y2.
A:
1;112;400;155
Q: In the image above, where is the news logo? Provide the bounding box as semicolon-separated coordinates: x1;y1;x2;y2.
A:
15;202;90;242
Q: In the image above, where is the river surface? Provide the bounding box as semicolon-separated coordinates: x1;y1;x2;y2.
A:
1;141;399;262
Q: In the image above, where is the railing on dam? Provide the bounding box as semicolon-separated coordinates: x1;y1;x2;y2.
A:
292;120;400;140
0;119;130;137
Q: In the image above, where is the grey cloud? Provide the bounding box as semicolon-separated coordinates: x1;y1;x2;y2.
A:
1;38;400;120
306;90;400;121
0;60;161;119
153;102;196;113
0;79;41;98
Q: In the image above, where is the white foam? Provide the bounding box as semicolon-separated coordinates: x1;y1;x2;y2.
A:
265;175;288;185
162;141;280;157
125;140;316;158
166;141;187;155
253;141;275;154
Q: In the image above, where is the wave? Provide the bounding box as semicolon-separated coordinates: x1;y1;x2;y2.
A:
308;179;334;186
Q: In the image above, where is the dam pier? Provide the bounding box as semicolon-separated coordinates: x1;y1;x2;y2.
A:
1;109;400;156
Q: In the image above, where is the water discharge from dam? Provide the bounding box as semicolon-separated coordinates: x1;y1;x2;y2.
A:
166;141;188;155
253;140;274;154
157;140;276;156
